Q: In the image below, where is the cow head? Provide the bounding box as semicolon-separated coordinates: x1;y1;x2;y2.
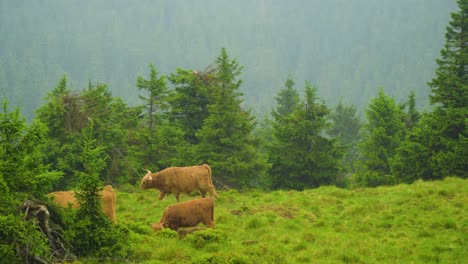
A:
151;222;164;232
140;170;153;190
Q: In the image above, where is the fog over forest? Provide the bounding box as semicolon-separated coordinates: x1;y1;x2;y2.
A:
0;0;457;119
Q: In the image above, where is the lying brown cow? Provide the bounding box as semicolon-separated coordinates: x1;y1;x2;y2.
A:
48;185;117;223
152;197;215;231
140;164;218;202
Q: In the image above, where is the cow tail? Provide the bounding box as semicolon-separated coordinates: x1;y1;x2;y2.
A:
211;200;214;222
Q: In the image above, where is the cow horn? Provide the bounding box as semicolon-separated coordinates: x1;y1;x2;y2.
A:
143;169;153;181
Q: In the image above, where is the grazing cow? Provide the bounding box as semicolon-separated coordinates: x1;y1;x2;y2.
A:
140;164;218;202
152;197;215;231
48;185;117;223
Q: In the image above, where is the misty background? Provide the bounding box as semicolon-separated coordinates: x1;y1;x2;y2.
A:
0;0;457;120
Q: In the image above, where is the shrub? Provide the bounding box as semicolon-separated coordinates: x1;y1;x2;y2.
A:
156;228;178;238
192;252;250;264
184;229;227;249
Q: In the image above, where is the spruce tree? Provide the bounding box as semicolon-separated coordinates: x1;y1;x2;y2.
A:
69;124;127;258
403;90;420;131
136;64;169;130
390;91;427;184
426;0;467;178
134;64;187;170
327;100;362;174
273;75;300;118
0;99;60;262
390;118;432;183
355;88;405;187
169;67;213;144
269;82;342;190
37;78;137;187
196;48;267;187
1;99;62;195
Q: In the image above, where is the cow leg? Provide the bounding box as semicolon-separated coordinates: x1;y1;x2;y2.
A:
174;192;180;202
159;192;166;200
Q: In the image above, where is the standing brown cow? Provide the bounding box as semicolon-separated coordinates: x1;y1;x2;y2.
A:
48;185;117;223
152;197;215;231
140;164;218;202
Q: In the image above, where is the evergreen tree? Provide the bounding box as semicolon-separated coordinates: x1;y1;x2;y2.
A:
196;48;268;187
355;89;405;187
269;82;343;190
1;99;62;195
390;91;427;184
35;76;76;188
68;124;127;258
327;100;362;174
81;82;139;184
136;64;169;130
134;64;188;171
258;76;301;173
169;67;213;144
426;0;468;178
390;116;432;183
37;77;139;187
0;99;60;263
273;75;300;118
402;90;420;131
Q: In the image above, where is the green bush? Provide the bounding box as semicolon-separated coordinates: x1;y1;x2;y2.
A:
192;252;250;264
184;229;227;249
156;228;178;238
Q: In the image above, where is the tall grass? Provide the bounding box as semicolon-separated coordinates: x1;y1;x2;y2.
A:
108;177;467;263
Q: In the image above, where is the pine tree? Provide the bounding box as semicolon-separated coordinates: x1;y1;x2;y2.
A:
269;81;343;190
81;82;139;184
390;117;432;183
196;48;268;187
136;64;169;130
355;88;405;187
389;91;427;183
273;75;300;118
135;64;187;170
69;124;127;258
402;90;420;131
327;100;362;174
1;99;62;195
37;78;138;187
426;0;468;178
0;99;60;262
169;67;213;144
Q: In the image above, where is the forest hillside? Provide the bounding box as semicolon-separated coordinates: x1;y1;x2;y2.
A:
0;0;457;119
0;1;466;262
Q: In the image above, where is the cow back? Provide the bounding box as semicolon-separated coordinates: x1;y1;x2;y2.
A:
157;165;212;193
47;191;79;208
161;198;214;230
48;186;117;223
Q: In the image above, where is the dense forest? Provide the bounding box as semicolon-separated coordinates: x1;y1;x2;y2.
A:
1;0;466;262
0;0;457;120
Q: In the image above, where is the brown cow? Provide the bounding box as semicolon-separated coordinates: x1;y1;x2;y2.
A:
140;164;218;202
152;197;215;231
48;185;117;224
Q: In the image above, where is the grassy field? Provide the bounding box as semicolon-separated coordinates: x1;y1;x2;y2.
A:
109;177;466;263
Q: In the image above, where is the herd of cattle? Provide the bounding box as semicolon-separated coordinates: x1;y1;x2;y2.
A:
48;164;218;232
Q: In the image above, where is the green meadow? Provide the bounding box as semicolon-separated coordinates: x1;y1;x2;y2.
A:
108;177;467;263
